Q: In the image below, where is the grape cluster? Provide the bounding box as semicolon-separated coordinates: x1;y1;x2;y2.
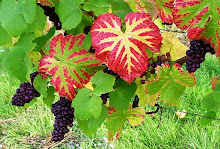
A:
37;3;61;30
11;72;40;107
51;97;74;142
148;52;171;74
186;40;215;72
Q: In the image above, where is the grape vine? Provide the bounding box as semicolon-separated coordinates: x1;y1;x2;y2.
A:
0;0;219;143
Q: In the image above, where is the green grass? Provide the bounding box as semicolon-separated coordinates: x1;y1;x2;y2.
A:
0;54;219;149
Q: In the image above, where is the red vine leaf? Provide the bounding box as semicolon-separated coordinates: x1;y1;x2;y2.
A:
157;0;174;24
91;12;162;83
211;77;220;90
173;0;220;56
38;34;101;100
106;106;145;141
147;63;196;106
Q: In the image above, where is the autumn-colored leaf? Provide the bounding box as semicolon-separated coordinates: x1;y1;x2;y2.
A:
173;0;220;57
91;12;162;83
106;106;145;141
157;0;174;24
38;34;101;100
126;0;174;23
147;63;196;106
211;76;220;90
160;32;188;61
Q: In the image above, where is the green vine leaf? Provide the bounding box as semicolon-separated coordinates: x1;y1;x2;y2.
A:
33;75;48;97
3;33;36;82
106;106;145;141
91;71;115;96
109;79;137;110
38;34;101;100
43;86;55;109
77;105;108;136
58;0;84;30
72;88;102;120
173;0;220;56
147;63;196;106
66;15;93;36
26;6;46;33
33;27;55;52
0;0;36;37
0;23;11;46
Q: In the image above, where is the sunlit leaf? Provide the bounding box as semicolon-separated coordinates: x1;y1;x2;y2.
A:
160;32;188;61
91;12;162;83
147;63;196;106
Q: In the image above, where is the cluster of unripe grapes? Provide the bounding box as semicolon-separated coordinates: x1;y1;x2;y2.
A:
186;40;215;72
147;52;171;74
139;52;171;84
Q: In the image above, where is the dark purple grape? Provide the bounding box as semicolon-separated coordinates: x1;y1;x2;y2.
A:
51;97;74;142
11;72;40;107
186;40;215;73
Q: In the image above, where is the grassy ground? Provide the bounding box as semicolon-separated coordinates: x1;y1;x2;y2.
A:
0;54;219;149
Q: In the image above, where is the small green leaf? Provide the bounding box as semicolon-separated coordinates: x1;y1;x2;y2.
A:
77;105;108;136
43;86;55;108
3;33;36;82
109;79;137;110
82;33;92;50
66;15;93;36
87;105;108;131
91;71;115;96
111;0;132;19
33;75;48;97
24;97;37;109
77;119;97;136
58;0;84;30
0;0;36;37
148;64;196;107
26;6;46;33
33;27;55;52
72;88;102;120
